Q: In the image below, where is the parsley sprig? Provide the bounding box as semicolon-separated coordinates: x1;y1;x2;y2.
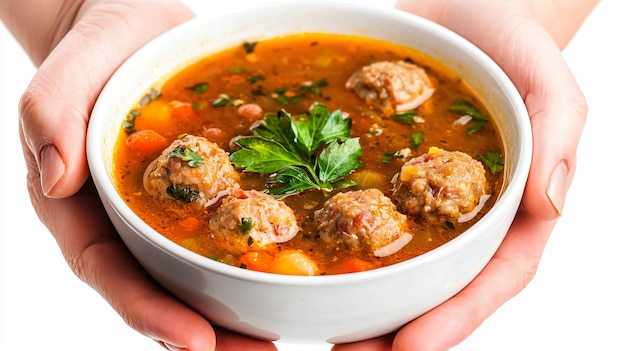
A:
230;103;365;198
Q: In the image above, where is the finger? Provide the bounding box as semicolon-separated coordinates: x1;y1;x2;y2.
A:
396;1;587;219
214;328;278;351
519;55;587;219
331;333;394;351
391;212;556;351
24;176;217;349
19;0;194;199
20;128;275;351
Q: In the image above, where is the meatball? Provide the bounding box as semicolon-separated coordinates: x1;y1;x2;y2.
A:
143;134;240;207
314;189;412;257
393;147;490;221
209;189;300;254
345;60;435;116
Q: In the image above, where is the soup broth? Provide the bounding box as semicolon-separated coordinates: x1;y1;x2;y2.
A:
113;33;504;275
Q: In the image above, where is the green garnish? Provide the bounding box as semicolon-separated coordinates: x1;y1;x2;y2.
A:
169;146;204;168
123;109;140;133
299;78;328;96
247;74;266;84
479;150;504;173
449;99;488;134
166;185;199;203
243;41;257;54
410;132;425;149
382;151;406;164
230;103;364;198
394;111;416;124
241;217;253;233
138;88;160;108
228;67;246;73
185;82;209;94
211;95;235;107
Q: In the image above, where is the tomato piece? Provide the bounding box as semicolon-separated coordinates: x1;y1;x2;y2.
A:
126;129;168;157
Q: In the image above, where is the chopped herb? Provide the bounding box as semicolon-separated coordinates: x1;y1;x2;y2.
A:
230;103;364;198
185;82;209;94
241;218;253;234
247;74;266;84
299;78;328;96
449;99;488;134
211;94;235;107
479;150;504;173
272;87;302;105
247;236;254;246
243;41;257;54
169;146;204;168
466;120;487;134
228;67;246;73
192;101;207;110
382;151;406;164
166;185;199;203
394;111;416;124
251;86;265;96
410;132;425;149
123;109;140;133
240;263;248;269
138;88;160;107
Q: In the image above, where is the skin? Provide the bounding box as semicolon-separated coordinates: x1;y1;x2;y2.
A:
0;0;598;350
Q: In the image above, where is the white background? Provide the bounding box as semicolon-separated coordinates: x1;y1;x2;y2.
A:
1;1;625;350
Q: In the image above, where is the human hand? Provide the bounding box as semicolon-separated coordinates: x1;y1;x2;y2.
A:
332;0;590;350
16;0;277;350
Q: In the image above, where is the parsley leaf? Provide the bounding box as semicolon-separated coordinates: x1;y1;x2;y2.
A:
166;186;199;203
243;41;257;54
185;82;208;94
267;166;320;197
292;104;351;158
479;150;504;173
410;132;424;149
449;99;488;134
230;137;309;173
230;103;364;197
317;138;365;185
394;111;416;124
241;218;253;233
169;146;204;168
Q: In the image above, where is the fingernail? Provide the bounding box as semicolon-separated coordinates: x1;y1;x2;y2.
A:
40;145;65;197
546;160;569;216
163;342;188;351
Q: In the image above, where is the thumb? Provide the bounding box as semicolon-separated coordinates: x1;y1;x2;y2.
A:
511;32;587;219
19;0;195;198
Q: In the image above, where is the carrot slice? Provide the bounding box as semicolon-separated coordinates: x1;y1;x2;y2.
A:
239;251;274;273
126;129;168;157
331;257;378;274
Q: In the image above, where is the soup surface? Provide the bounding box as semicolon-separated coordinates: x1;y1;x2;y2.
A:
113;33;505;275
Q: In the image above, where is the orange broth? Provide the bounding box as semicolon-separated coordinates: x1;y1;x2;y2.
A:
113;33;504;275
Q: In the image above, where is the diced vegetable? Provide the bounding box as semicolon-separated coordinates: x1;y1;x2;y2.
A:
273;250;319;276
239;251;274;273
125;129;168;157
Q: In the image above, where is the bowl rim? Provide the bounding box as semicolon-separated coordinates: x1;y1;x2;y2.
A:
87;0;532;287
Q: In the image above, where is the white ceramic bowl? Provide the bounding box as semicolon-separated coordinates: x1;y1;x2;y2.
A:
87;1;532;344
